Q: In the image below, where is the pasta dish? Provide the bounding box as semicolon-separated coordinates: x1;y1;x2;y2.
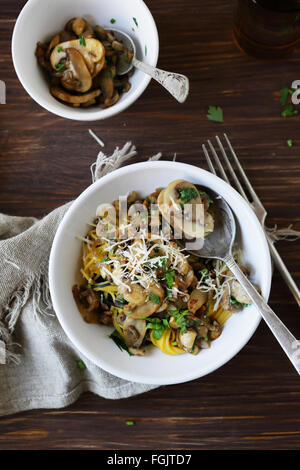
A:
72;180;252;356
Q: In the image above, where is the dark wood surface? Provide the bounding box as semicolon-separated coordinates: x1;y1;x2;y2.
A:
0;0;300;450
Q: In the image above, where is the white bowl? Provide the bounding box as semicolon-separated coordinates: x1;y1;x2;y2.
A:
49;161;272;385
12;0;159;121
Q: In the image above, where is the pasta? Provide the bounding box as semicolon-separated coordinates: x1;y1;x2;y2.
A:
72;179;252;356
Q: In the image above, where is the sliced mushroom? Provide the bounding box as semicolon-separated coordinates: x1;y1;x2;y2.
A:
116;314;146;348
188;289;208;313
35;42;53;72
46;34;60;58
230;280;252;305
176;328;197;353
50;38;105;76
60;48;92;93
209;320;222;340
72;17;86;36
158;180;208;239
50;85;100;105
119;282;164;319
98;69;114;99
94;25;108;41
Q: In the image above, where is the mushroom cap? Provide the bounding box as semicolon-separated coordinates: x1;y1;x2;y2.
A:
60;47;92;93
158;180;209;239
50;38;105;76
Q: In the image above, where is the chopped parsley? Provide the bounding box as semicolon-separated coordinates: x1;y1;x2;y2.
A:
280;87;292;106
229;295;249;308
133;17;138;27
101;256;109;263
178;187;198;204
146;317;169;340
77;359;86;370
169;309;189;334
110;18;116;24
79;35;86;46
55;63;66;72
109;330;133;356
207;105;224;123
57;46;63;53
281;104;298;117
164;269;175;288
126;420;135;426
286;139;293;147
146;293;160;304
145;45;148;56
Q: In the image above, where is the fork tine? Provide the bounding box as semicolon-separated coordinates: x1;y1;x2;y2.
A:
202;144;217;175
207;140;230;184
223;133;262;206
215;135;249;201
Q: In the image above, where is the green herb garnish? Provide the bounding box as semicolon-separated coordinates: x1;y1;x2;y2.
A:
169;309;189;335
77;359;86;370
55;63;66;72
145;45;147;56
57;46;63;53
229;295;249;308
286;139;293;147
101;256;109;263
110;18;116;24
146;293;160;304
146;317;169;340
178;187;198;204
79;35;86;46
109;330;133;356
165;269;175;288
281;104;298;117
133;17;138;27
207;105;224;123
126;420;135;426
280;87;293;106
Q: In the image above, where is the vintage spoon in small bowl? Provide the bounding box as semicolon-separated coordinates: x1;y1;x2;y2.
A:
110;28;189;103
179;189;300;374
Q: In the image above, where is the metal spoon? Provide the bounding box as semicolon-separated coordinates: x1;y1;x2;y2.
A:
180;188;300;375
110;28;189;103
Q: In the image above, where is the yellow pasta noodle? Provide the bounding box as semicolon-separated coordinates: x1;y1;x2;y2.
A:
150;328;185;355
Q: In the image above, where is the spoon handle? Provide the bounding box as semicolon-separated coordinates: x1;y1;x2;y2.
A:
224;253;300;375
132;57;189;103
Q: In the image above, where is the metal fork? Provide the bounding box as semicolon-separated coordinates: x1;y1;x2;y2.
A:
202;133;300;308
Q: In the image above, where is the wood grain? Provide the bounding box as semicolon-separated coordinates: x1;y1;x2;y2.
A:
0;0;300;450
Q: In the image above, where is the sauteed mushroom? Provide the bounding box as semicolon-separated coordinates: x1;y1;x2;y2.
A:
50;85;100;105
158;180;214;239
60;48;92;93
36;17;133;109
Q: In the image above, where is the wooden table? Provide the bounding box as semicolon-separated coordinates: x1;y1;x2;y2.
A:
0;0;300;450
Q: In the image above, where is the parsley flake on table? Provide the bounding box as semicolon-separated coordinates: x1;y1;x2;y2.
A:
206;106;224;123
286;139;293;147
281;104;298;117
280;87;293;106
126;420;135;426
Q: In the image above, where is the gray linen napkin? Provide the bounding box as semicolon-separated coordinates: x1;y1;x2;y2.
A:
0;140;162;417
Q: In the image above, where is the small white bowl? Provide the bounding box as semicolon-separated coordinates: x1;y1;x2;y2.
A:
12;0;159;121
49;161;272;385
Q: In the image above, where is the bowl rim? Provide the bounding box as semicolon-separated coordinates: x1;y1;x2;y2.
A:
11;0;159;121
49;160;272;385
